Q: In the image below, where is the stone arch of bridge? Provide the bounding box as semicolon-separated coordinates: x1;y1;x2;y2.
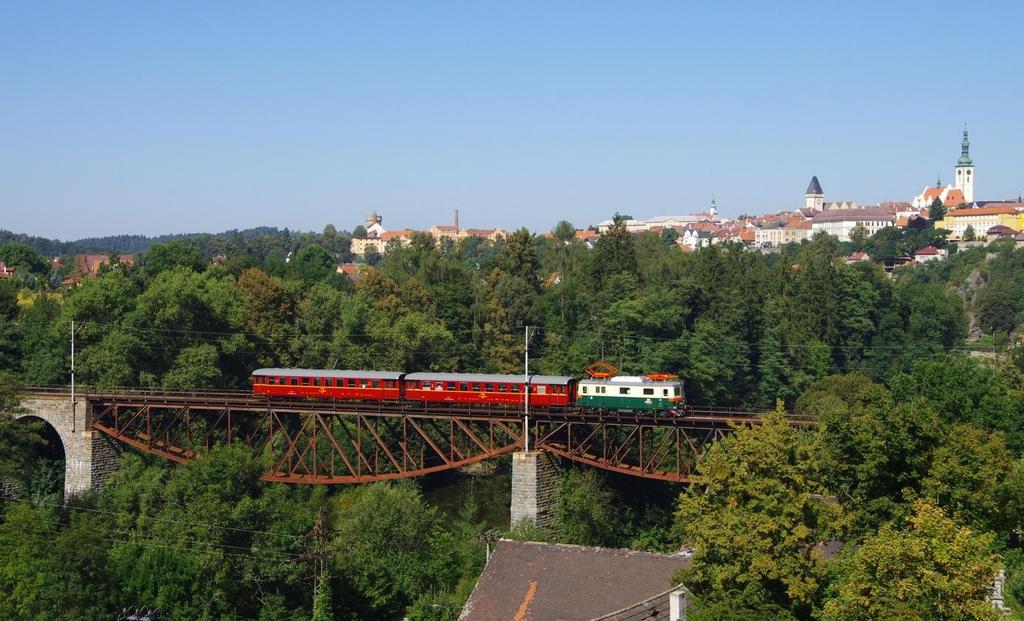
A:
13;393;121;499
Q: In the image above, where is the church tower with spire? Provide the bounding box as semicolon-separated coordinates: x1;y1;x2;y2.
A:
805;176;824;211
954;126;975;204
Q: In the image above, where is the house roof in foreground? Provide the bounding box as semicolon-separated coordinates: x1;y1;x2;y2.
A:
459;539;689;621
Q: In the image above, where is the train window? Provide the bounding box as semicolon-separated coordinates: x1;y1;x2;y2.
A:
498;384;506;392
436;382;444;390
643;388;654;396
471;383;481;391
486;384;494;391
360;380;369;388
663;389;668;396
619;387;629;395
446;382;455;390
460;382;468;391
344;379;353;387
290;378;298;386
674;387;681;396
313;378;321;387
372;380;380;388
582;386;588;394
302;377;310;386
511;384;520;393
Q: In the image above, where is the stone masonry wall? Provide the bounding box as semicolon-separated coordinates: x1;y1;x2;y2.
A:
510;450;558;528
14;394;121;499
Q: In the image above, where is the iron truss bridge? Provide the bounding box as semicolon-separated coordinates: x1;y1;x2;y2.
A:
30;388;815;484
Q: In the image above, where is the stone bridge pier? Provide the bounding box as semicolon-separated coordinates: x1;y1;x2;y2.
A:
510;450;559;528
14;393;122;499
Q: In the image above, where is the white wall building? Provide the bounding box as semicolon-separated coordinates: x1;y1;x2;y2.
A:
810;209;896;242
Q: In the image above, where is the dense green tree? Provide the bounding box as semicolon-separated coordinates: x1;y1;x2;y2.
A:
920;424;1020;534
672;410;842;615
0;243;49;275
821;501;1000;621
553;220;575;243
798;374;943;534
890;354;1024;451
552;469;621;547
0;371;42;489
964;224;977;241
331;481;457;618
928;197;948;224
142;241;206;277
291;244;335;284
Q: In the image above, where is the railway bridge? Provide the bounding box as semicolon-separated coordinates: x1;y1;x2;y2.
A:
12;388;812;525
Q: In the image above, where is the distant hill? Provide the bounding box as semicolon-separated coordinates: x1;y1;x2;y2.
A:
0;226;313;256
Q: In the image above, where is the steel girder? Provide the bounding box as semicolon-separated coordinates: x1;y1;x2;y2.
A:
81;392;809;483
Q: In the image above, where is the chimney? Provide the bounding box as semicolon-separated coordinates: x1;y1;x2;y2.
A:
669;589;689;621
454;209;460;232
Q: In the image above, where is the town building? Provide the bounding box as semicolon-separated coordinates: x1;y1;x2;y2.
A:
955;126;975;203
810;208;895;242
914;245;947;263
351;229;416;256
0;261;13;280
937;204;1024;240
596;200;720;234
845;251;871;264
363;212;386;238
753;216;812;248
805;176;824;211
912;127;976;209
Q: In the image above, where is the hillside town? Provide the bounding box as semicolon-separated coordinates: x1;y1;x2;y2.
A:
341;127;1023;268
2;128;1018;287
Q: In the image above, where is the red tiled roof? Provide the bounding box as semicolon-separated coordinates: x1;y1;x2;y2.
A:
380;229;414;241
943;189;966;206
947;205;1017;217
916;245;940;256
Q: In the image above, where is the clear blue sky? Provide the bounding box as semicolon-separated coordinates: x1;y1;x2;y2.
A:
2;1;1022;240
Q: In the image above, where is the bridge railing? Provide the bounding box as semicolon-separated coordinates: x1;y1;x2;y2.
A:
19;385;253;400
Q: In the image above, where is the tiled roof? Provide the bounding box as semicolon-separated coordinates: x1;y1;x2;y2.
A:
459;540;689;621
811;208;895;224
947;205;1017;217
380;229;415;240
986;225;1017;235
943;189;965;204
916;245;940;255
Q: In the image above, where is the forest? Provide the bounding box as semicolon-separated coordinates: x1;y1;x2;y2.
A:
2;218;1024;619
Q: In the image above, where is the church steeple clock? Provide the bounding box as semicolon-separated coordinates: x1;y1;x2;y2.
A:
954;126;975;204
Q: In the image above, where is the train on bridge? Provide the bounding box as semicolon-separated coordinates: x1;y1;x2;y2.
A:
251;368;685;412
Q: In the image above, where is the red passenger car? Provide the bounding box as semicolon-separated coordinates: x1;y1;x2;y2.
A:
252;369;404;400
402;372;575;407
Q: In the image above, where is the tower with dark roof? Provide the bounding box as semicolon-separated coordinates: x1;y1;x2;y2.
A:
805;176;824;211
954;126;975;203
